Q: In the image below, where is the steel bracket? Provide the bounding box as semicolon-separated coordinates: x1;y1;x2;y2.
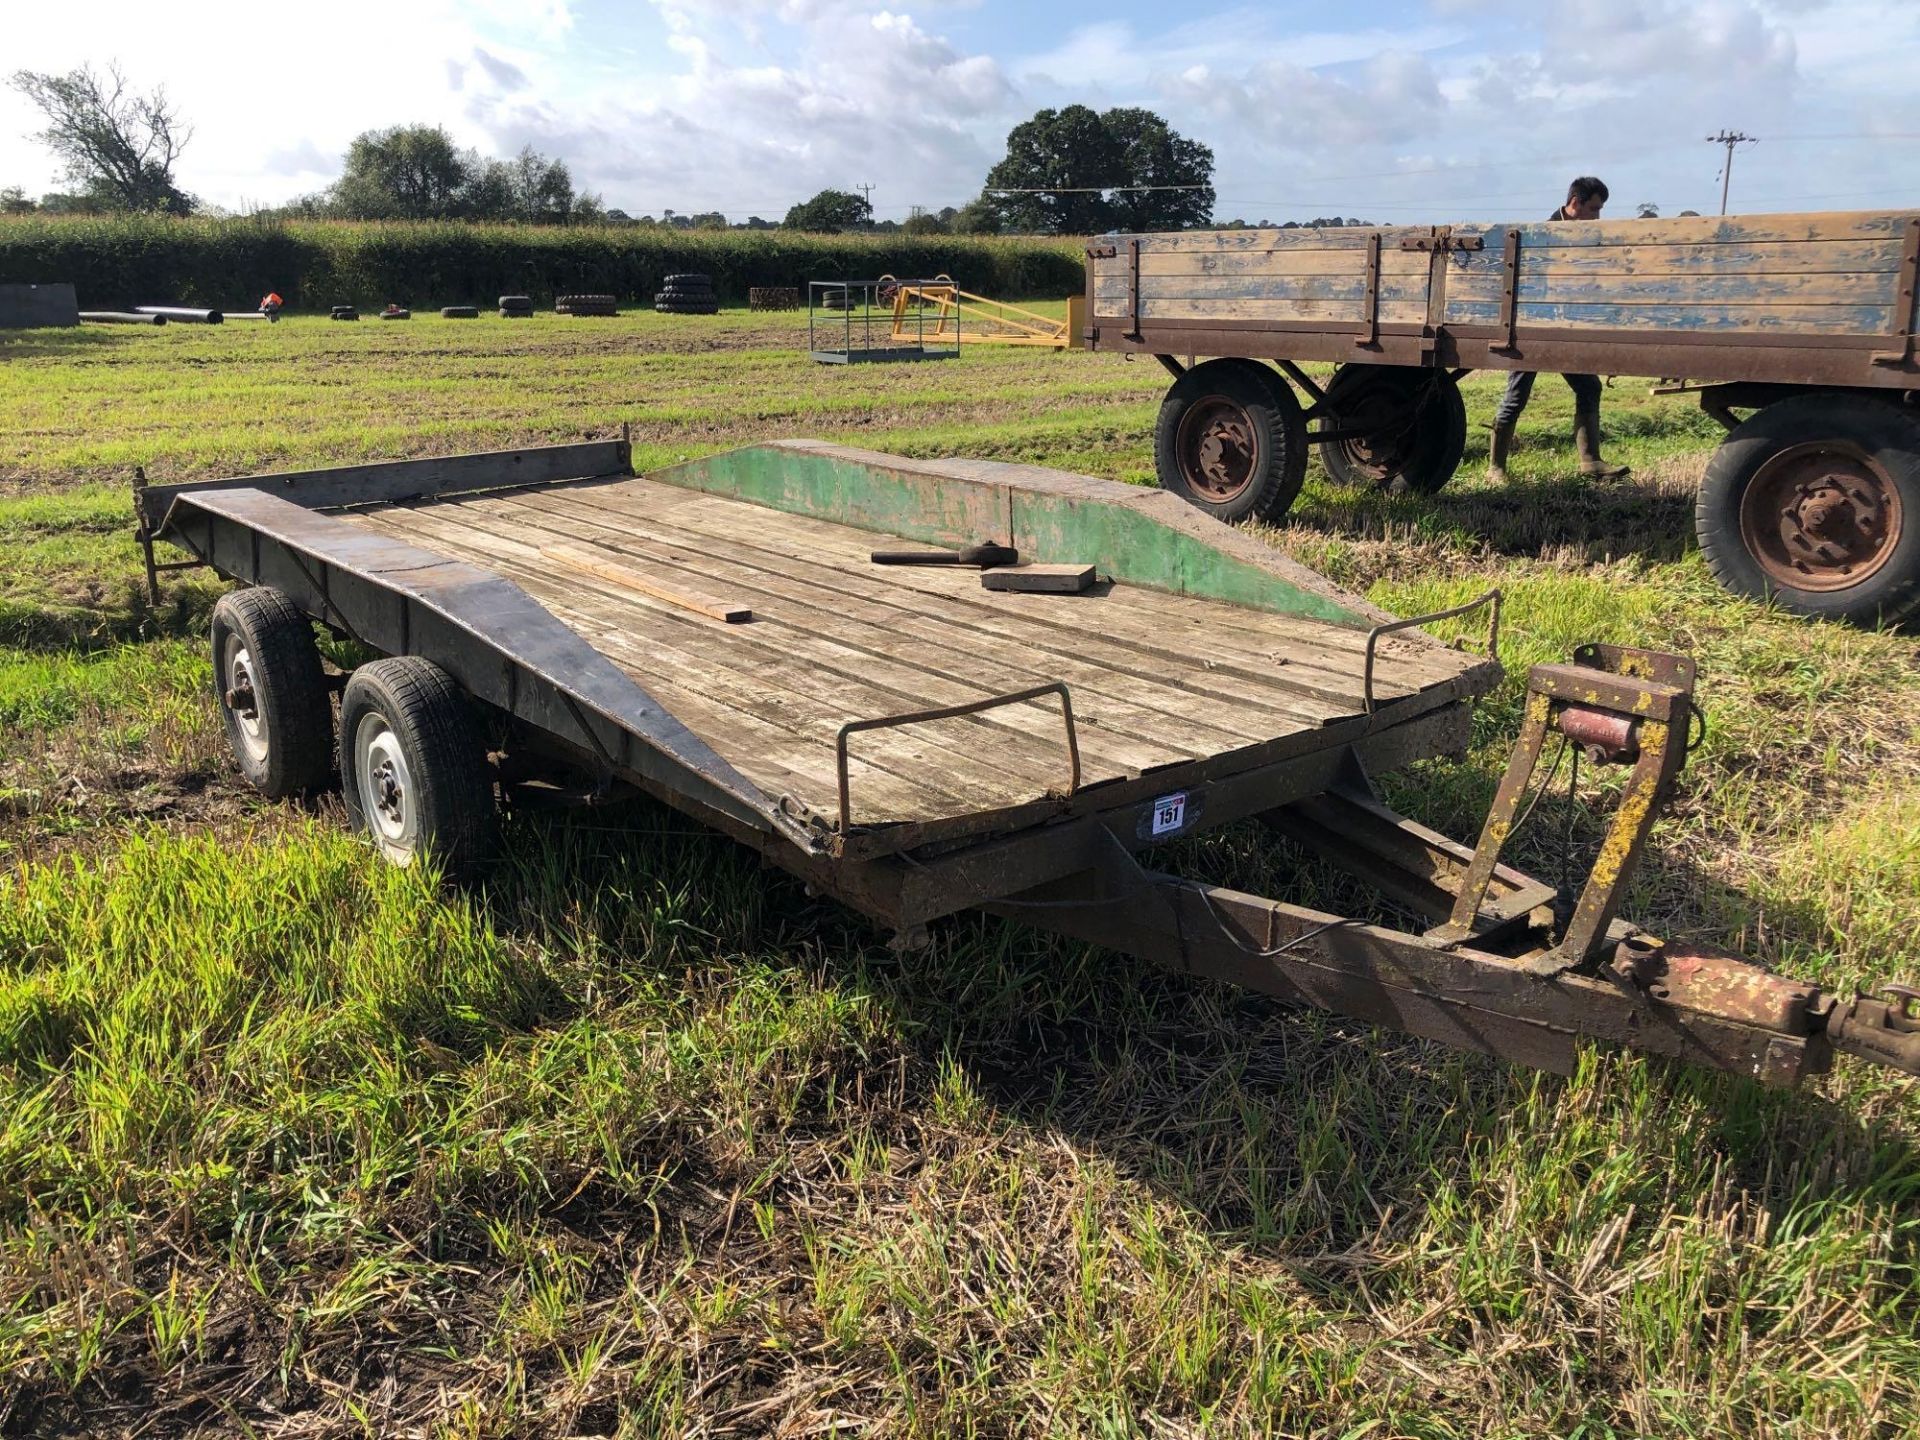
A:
1400;234;1485;253
1431;644;1698;974
1490;228;1523;357
1356;232;1383;350
1871;216;1919;367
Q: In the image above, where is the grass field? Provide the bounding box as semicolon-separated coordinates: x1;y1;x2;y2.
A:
1;309;1917;1438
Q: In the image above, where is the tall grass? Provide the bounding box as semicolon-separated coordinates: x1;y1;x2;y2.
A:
0;214;1085;310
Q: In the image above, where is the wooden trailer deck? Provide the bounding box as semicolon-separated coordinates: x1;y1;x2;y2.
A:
334;470;1489;833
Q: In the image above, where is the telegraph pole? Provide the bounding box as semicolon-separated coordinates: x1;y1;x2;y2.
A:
856;182;875;220
1705;131;1756;215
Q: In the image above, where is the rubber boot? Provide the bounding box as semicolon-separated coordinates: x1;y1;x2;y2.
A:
1574;402;1630;481
1487;421;1515;484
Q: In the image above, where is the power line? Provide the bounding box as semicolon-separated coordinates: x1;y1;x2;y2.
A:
984;184;1207;194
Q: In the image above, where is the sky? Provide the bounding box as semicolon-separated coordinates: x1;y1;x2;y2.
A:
2;0;1917;225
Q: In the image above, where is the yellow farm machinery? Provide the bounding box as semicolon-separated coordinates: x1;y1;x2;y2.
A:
877;275;1084;350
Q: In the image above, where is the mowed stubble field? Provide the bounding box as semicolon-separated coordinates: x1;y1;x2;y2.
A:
1;308;1917;1437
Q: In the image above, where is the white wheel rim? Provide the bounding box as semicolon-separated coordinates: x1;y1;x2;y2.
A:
354;712;415;857
223;637;268;763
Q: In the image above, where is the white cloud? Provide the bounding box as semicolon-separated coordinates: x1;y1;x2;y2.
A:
0;0;1913;224
0;0;565;207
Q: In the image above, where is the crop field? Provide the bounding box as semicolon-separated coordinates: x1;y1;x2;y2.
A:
1;308;1917;1437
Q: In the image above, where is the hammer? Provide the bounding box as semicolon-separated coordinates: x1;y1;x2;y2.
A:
871;541;1018;568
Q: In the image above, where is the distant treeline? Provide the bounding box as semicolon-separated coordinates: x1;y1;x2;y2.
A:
0;215;1086;308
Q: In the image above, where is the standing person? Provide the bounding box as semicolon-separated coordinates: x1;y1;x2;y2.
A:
1486;176;1631;483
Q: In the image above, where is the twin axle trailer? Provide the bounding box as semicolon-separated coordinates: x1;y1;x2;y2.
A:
135;438;1920;1088
1085;209;1920;627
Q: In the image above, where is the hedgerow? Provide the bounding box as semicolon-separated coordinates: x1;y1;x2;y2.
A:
0;215;1085;309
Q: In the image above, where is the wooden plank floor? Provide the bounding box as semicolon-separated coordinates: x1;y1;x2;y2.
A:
336;475;1485;827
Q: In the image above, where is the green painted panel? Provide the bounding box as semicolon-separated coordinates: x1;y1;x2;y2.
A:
657;445;1005;546
1016;497;1364;626
651;443;1371;628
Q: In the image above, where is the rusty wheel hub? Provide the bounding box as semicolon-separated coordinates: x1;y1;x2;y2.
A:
1741;442;1902;592
1178;398;1258;501
1331;378;1419;481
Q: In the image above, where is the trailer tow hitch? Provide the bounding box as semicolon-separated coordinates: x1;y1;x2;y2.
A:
995;643;1920;1085
1825;986;1920;1075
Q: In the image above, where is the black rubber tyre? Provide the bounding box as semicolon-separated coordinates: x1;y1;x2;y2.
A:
441;305;480;319
499;309;532;318
211;587;332;799
339;657;495;873
1153;358;1308;523
663;273;710;287
1317;366;1467;494
379;308;411;320
498;294;533;309
1696;393;1920;626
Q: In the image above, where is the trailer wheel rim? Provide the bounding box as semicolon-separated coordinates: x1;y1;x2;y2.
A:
1330;380;1417;482
355;713;416;856
1177;397;1259;502
1740;441;1902;593
222;639;268;764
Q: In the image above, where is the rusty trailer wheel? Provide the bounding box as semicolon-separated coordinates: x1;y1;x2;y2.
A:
1153;359;1306;523
1317;366;1466;494
1699;393;1920;626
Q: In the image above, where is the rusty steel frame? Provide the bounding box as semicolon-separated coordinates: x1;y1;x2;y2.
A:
143;446;1920;1088
987;857;1837;1087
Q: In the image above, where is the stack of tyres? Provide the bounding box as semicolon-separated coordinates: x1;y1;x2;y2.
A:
441;305;480;319
330;304;359;321
654;274;719;315
499;294;535;319
557;293;619;317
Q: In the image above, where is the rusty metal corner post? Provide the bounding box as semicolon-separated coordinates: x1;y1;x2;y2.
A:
1491;228;1523;357
1357;231;1383;351
1433;645;1698;973
1871;215;1920;368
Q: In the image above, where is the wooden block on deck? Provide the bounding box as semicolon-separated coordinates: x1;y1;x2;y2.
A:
539;542;753;623
981;563;1096;594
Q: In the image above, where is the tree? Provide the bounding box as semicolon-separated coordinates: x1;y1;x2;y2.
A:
1636;201;1660;219
1102;108;1214;231
331;125;474;219
505;145;574;223
8;63;193;214
951;195;1001;235
0;186;35;214
783;188;871;231
980;105;1213;234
